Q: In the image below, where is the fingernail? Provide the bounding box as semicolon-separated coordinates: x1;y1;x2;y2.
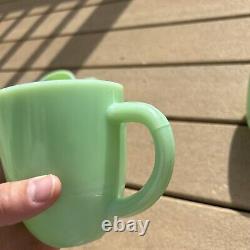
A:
28;175;55;203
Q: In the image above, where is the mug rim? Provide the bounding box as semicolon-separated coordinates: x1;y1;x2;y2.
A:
0;79;123;97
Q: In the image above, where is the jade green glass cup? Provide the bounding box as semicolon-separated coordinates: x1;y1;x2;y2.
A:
0;70;175;248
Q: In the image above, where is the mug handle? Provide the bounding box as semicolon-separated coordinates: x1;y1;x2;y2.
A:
107;102;175;217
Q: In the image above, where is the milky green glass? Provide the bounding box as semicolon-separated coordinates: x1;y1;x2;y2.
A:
0;71;175;248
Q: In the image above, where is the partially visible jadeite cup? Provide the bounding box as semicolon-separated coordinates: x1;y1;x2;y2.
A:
0;70;175;247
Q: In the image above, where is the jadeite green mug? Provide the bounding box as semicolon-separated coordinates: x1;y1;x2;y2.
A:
0;70;175;247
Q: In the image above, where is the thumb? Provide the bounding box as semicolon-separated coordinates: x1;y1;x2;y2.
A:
0;175;61;226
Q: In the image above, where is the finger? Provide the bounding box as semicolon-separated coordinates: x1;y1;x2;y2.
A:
0;175;61;226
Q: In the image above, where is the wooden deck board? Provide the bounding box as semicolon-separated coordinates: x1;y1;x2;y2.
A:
0;0;112;20
1;18;250;70
81;67;249;123
0;66;248;122
127;122;250;211
2;1;250;39
63;189;250;250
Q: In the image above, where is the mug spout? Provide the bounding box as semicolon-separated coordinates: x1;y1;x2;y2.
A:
40;70;76;81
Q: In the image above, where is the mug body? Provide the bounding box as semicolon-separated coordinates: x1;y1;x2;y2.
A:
0;80;125;247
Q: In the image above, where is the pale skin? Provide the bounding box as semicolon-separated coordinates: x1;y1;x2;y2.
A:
0;165;62;250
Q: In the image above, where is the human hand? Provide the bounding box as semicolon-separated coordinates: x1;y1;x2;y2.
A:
0;165;62;250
